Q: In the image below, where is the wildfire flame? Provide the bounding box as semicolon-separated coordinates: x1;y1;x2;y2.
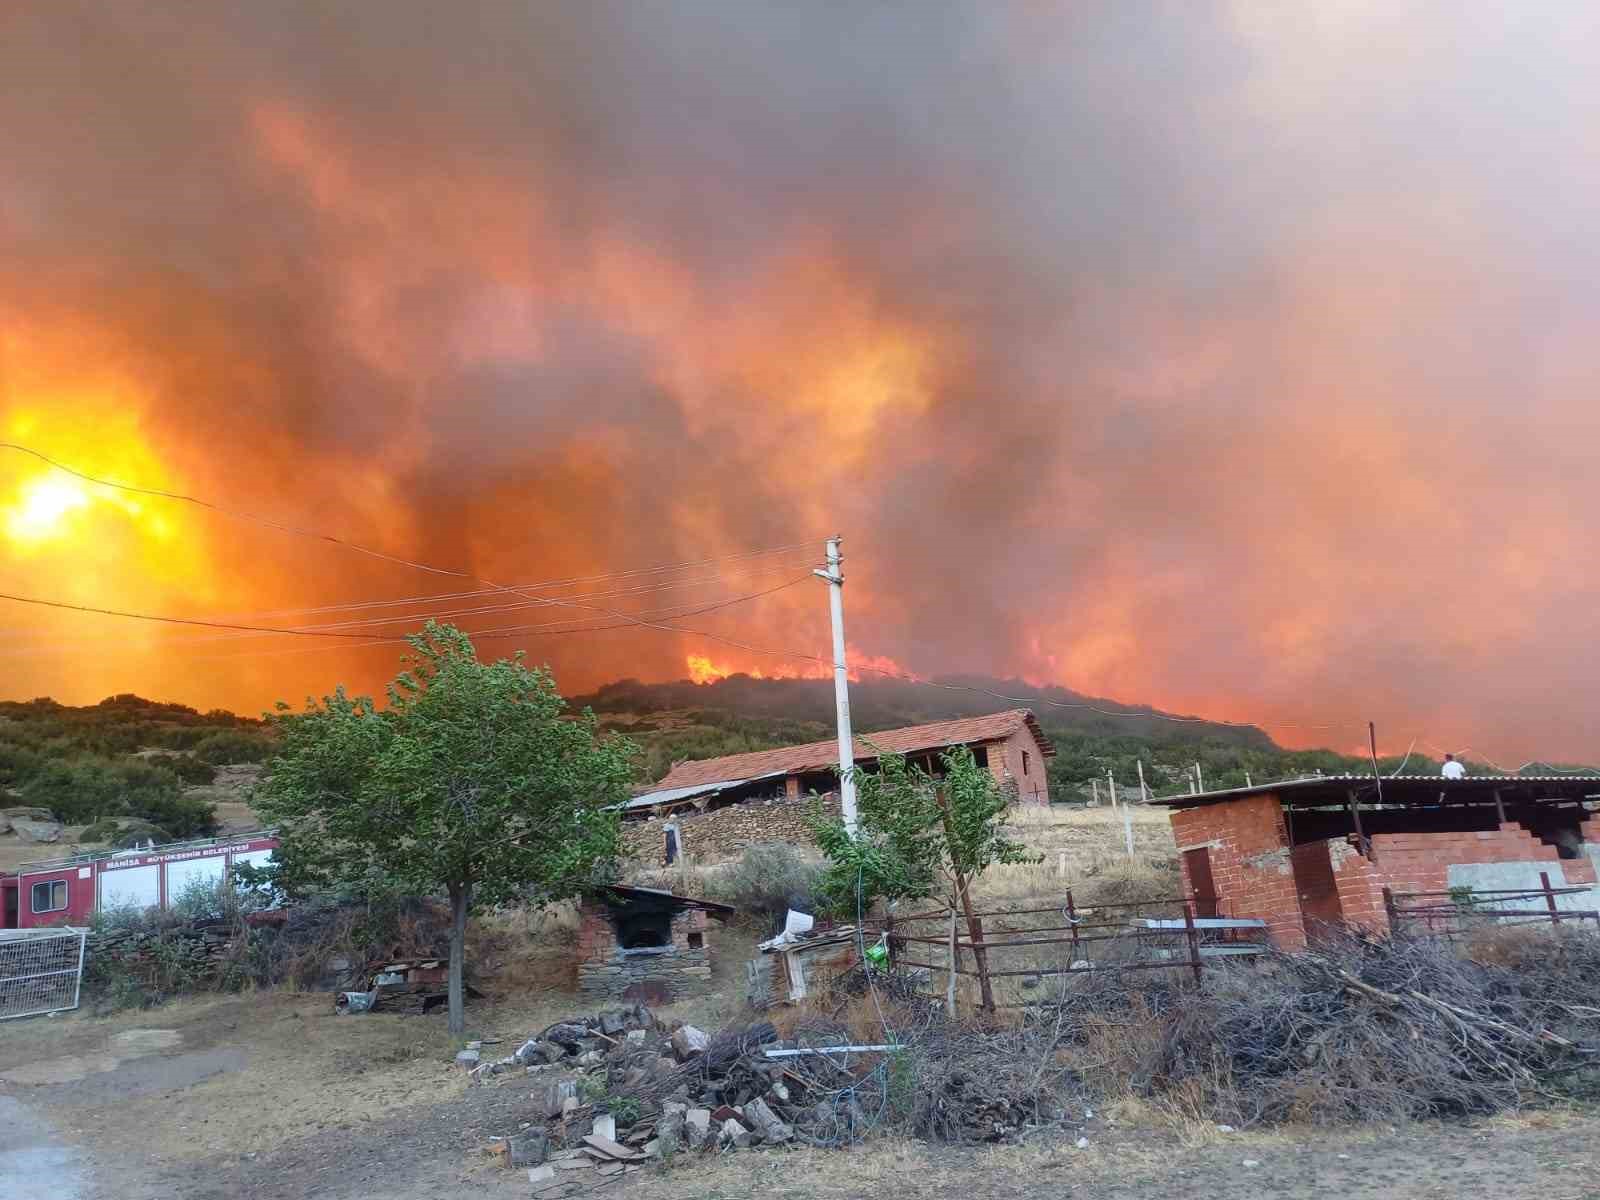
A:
685;650;920;685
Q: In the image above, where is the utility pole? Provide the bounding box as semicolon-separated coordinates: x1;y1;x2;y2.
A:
814;537;857;834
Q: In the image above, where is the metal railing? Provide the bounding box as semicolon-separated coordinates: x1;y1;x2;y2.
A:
871;891;1268;1012
1385;873;1600;935
16;829;277;875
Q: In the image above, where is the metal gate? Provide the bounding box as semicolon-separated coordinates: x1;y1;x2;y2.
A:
0;927;88;1020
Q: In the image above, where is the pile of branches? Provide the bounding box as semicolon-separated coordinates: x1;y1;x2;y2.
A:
786;967;1084;1144
1034;929;1600;1126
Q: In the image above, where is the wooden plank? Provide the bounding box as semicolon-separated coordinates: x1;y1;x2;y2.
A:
582;1135;644;1161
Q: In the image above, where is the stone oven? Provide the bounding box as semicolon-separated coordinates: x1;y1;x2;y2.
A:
576;885;734;1003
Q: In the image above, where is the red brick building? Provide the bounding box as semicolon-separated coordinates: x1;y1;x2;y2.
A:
626;708;1055;821
1156;775;1600;948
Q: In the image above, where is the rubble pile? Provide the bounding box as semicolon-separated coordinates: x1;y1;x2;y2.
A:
473;1004;908;1191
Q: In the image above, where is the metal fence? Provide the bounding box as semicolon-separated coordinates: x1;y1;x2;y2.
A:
1385;873;1600;937
875;891;1268;1012
0;927;88;1020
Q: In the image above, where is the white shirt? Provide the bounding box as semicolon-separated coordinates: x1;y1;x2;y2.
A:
1441;760;1465;779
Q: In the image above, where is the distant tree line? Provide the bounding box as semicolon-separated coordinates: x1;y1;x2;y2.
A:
0;694;274;838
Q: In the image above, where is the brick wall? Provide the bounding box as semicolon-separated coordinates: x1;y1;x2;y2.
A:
989;730;1051;806
620;793;842;866
1328;837;1388;933
1170;793;1307;949
1370;823;1562;901
575;900;712;1002
1171;802;1600;944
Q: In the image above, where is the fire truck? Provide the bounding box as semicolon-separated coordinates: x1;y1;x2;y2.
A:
1;832;279;929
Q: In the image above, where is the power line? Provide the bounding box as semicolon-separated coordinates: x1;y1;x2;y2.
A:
1;437;842;662
0;590;413;641
0;551;823;640
1;437;826;595
0;574;813;648
0;556;825;652
2;440;1567;749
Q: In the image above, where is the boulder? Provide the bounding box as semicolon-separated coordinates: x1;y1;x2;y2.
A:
2;806;57;823
670;1025;709;1062
657;1106;685;1156
744;1097;793;1143
12;819;63;844
508;1131;549;1168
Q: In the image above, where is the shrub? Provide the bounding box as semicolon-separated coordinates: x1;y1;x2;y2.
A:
706;842;823;932
191;730;273;765
144;753;218;785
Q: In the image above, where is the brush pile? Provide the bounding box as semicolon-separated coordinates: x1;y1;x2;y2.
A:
476;985;1086;1191
1035;928;1600;1126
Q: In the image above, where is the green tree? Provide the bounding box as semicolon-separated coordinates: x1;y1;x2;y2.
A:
812;746;1036;1011
254;622;635;1032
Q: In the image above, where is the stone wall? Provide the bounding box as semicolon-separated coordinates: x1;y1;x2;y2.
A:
620;793;843;866
575;900;711;1003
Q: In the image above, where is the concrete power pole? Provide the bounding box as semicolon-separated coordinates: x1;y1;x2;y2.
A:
814;537;857;834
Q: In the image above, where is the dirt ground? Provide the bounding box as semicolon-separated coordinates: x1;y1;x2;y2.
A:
4;980;1598;1200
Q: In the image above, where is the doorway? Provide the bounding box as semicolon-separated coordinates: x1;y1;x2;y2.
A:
1290;839;1346;941
1183;847;1219;918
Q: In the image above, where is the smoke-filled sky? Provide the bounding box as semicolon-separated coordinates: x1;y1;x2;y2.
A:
1;2;1597;762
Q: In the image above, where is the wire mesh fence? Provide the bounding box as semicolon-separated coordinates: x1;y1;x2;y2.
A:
0;927;88;1020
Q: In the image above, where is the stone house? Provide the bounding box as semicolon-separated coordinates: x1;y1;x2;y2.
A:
629;708;1055;820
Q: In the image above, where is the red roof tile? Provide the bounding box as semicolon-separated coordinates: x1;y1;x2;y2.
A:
654;709;1053;790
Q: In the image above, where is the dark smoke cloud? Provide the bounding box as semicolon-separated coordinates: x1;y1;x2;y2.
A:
1;2;1597;761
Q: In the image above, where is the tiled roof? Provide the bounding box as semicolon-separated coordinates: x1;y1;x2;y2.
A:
654;709;1053;790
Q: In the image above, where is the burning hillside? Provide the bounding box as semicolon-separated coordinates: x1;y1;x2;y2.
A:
3;5;1600;763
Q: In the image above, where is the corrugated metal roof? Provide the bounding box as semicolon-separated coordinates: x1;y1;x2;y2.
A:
1151;773;1600;809
622;770;789;812
654;709;1054;791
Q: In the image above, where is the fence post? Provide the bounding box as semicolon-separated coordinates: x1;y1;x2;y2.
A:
1540;871;1562;927
945;907;958;1015
970;913;996;1013
1066;888;1080;963
1183;899;1203;985
884;908;896;969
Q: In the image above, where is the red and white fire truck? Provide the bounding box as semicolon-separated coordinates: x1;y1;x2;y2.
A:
1;832;279;929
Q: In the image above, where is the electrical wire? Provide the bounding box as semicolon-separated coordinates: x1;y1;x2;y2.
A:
0;438;848;667
0;574;813;647
0;550;824;641
0;557;823;653
0;440;1572;751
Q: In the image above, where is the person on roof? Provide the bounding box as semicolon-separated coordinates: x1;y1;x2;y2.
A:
1441;753;1466;780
